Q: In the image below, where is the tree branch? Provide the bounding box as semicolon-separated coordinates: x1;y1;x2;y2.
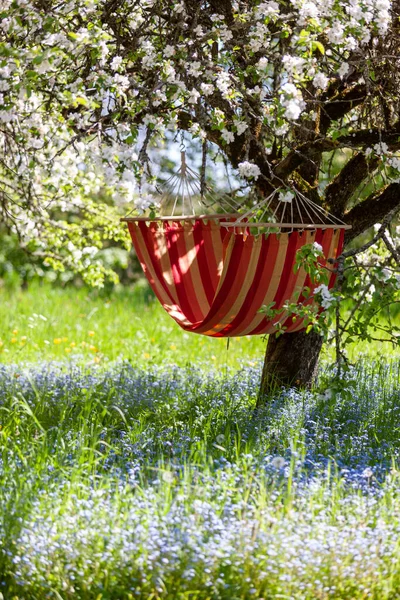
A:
344;183;400;243
320;83;366;134
273;121;400;184
273;138;337;179
325;152;380;216
338;124;400;150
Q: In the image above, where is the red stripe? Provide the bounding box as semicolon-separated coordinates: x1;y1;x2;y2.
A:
202;222;227;293
128;221;347;338
172;225;205;322
282;228;331;333
190;235;253;333
164;226;198;324
282;228;343;333
328;228;345;289
217;234;278;336
192;221;219;304
130;222;176;305
128;223;166;305
248;231;302;335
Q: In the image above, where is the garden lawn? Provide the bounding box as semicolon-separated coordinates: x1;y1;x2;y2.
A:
1;284;400;599
0;283;264;369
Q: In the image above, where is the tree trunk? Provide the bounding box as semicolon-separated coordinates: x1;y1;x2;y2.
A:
258;330;323;404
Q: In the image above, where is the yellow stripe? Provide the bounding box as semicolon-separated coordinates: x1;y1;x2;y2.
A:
134;227;171;306
238;233;289;336
137;226;192;327
211;233;236;298
277;230;315;331
182;223;210;317
287;229;341;333
206;237;263;334
153;229;178;303
210;222;225;279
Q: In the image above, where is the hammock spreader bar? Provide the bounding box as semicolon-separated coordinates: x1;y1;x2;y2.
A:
127;218;345;338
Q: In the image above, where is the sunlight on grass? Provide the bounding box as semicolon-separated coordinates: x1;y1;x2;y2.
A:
0;282;398;370
0;282;265;369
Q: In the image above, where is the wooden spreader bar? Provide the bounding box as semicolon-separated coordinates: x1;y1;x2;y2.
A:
121;216;351;230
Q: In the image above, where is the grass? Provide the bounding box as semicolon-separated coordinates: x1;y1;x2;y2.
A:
2;284;400;598
0;282;264;369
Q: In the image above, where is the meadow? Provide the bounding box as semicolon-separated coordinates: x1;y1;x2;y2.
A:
2;283;400;599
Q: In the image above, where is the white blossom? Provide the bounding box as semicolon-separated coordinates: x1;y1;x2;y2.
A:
338;62;350;79
164;45;176;57
280;82;305;120
200;82;214;96
282;55;306;76
215;72;231;98
279;191;294;203
221;129;235;144
313;242;323;252
188;88;200;104
134;193;158;213
234;119;248;136
110;56;123;71
188;62;201;77
255;1;280;17
238;161;261;180
314;284;334;309
257;57;269;70
313;72;329;90
373;142;389;156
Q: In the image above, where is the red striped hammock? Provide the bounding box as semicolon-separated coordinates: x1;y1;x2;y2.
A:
127;218;345;338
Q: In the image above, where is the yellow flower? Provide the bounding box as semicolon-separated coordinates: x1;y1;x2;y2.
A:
70;342;76;348
65;348;71;353
12;329;18;335
53;338;62;345
21;336;27;342
89;345;98;353
143;352;151;359
211;355;216;361
11;338;18;344
150;337;155;343
93;356;101;364
170;344;177;351
62;337;68;342
88;331;95;337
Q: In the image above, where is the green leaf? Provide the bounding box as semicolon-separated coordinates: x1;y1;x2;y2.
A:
311;40;325;55
75;96;88;106
32;54;45;65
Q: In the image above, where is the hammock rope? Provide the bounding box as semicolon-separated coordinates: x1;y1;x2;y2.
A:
122;151;349;338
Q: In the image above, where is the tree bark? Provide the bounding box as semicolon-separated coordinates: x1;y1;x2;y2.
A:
258;329;324;403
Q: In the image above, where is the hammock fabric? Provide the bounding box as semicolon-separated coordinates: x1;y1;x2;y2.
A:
127;218;345;338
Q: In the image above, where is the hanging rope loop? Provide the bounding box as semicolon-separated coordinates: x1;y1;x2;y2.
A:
180;150;187;177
